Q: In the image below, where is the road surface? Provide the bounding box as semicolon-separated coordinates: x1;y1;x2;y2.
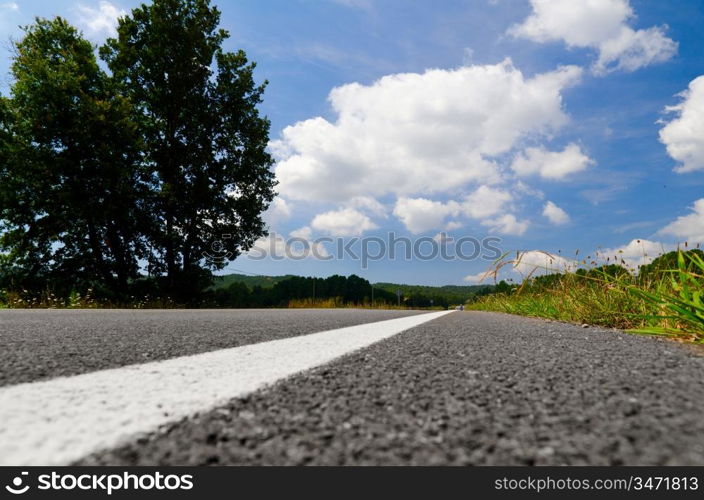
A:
0;308;425;387
1;309;703;465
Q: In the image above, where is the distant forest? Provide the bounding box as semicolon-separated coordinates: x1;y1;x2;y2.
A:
210;274;494;308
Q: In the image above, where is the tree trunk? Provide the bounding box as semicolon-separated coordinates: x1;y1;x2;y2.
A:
106;222;129;295
86;218;115;291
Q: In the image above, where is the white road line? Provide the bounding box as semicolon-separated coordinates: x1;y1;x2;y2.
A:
0;310;453;465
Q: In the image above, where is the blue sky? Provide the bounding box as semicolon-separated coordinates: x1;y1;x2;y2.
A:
2;0;704;285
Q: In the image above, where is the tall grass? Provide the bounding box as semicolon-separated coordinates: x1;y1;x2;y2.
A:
468;249;704;343
628;251;704;340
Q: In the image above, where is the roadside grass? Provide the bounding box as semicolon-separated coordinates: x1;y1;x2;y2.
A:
467;249;704;343
0;289;180;309
0;291;422;310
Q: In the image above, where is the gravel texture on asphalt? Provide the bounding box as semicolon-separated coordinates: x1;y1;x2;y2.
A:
0;312;450;466
0;309;424;387
79;311;704;466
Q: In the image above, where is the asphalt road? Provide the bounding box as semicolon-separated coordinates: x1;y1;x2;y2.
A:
3;309;704;465
75;311;704;466
0;308;424;387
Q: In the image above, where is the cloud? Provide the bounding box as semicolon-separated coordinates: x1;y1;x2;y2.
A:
481;214;529;236
508;240;668;279
511;143;593;179
514;180;545;200
542;201;570;225
433;232;453;245
1;2;18;12
348;196;388;218
251;231;330;259
600;239;671;270
393;186;514;234
76;1;126;37
509;0;677;75
595;25;677;74
463;270;492;283
513;250;577;275
263;198;292;227
393;197;459;234
659;76;704;173
658;199;704;244
289;226;312;240
311;208;378;236
462;185;512;219
0;0;19;29
288;227;331;258
273;60;582;203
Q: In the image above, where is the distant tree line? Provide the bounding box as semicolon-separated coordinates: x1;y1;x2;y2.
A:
637;249;704;281
373;282;492;307
210;275;382;308
208;274;490;309
0;0;275;303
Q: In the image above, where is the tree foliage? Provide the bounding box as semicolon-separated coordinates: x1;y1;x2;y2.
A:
211;274;492;308
638;249;704;282
101;0;275;298
0;18;145;297
0;1;275;301
211;274;397;308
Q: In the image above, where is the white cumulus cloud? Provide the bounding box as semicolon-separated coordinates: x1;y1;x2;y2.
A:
658;199;704;244
542;201;570;225
482;214;529;236
511;143;593;179
509;0;677;75
463;270;492;283
513;250;576;275
76;1;126;37
393;197;459;234
348;196;388;218
263;198;292;227
659;76;704;173
600;239;671;270
462;185;513;219
311;208;378;236
273;59;582;203
393;186;515;234
289;226;312;240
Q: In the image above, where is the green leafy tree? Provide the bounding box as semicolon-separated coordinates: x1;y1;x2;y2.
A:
587;264;630;280
0;18;145;297
638;249;704;283
101;0;276;298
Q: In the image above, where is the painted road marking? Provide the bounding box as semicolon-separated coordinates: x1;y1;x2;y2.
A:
0;310;453;465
